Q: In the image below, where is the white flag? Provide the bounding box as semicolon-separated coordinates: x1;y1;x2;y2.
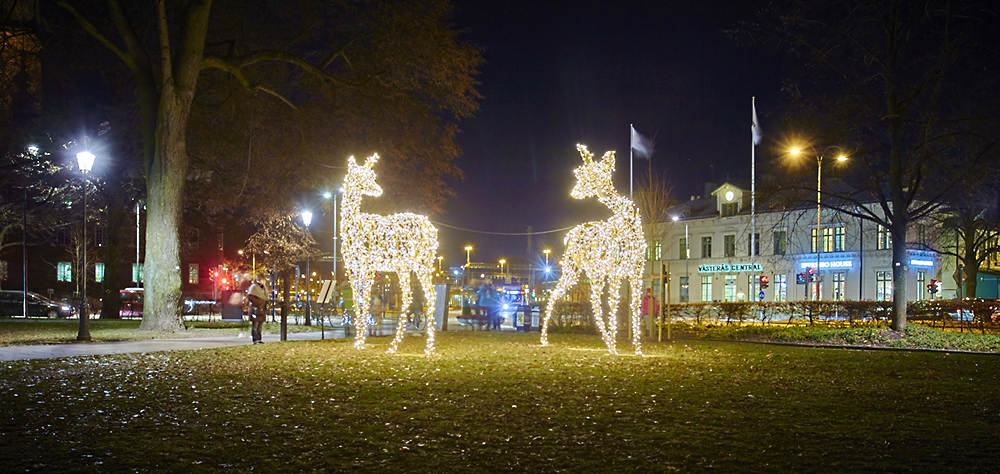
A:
631;125;653;159
752;103;763;145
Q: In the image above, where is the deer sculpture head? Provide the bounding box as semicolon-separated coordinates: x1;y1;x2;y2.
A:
571;144;616;200
345;153;383;198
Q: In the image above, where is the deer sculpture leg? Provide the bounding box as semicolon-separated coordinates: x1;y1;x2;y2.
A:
351;272;373;349
589;275;618;355
388;271;413;354
606;279;624;355
415;270;437;355
629;277;644;355
540;265;579;346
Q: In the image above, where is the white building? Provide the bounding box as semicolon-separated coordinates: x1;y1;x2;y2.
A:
644;183;942;304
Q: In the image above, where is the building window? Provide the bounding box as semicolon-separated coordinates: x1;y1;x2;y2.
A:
773;230;786;255
748;275;760;301
774;274;787;302
916;271;925;301
833;272;846;301
132;263;144;283
653;241;661;261
701;276;712;302
877;225;892;250
189;263;199;285
95;263;105;283
57;262;72;282
679;238;689;259
748;233;760;256
724;275;737;302
95;226;105;247
721;202;738;217
701;236;712;258
679;276;689;303
817;226;845;253
724;234;736;258
811;228;818;253
876;271;892;301
55;229;71;246
916;225;926;247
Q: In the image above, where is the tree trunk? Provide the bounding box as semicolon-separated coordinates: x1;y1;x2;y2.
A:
890;222;908;331
138;121;187;332
136;0;213;332
961;220;979;298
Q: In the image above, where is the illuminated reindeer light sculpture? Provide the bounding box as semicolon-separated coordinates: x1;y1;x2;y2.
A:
341;154;439;355
540;145;646;355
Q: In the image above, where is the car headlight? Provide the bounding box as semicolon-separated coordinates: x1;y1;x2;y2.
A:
61;305;71;311
502;304;509;310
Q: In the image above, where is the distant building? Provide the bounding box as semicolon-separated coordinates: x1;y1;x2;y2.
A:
644;183;943;304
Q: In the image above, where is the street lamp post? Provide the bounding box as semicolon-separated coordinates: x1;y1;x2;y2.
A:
499;259;506;282
790;147;846;301
542;249;551;282
76;150;95;341
301;210;313;328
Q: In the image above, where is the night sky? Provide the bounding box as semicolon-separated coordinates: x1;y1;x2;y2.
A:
437;0;786;267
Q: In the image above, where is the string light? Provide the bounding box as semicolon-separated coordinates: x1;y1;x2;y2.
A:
540;145;646;355
341;154;439;355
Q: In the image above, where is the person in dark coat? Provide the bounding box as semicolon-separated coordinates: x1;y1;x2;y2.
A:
246;273;270;344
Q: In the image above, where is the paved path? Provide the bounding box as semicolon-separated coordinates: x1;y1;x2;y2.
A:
0;328;359;362
0;314;494;362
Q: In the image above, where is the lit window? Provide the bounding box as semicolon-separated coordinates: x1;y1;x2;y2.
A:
189;263;199;284
58;262;72;282
95;263;105;283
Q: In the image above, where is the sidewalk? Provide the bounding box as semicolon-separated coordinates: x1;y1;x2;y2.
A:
0;312;491;362
0;328;353;362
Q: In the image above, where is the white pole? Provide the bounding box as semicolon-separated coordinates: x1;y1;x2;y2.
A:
751;97;756;301
629;123;634;201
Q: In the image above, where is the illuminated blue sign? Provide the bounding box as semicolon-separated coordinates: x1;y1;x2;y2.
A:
909;259;934;267
798;260;854;270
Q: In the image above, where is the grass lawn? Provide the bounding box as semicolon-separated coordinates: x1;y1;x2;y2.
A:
0;319;316;346
1;331;998;473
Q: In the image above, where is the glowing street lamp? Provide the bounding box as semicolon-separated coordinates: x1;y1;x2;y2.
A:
301;209;314;334
790;146;847;301
76;150;96;341
499;258;506;281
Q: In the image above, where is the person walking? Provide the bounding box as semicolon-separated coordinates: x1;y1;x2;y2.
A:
246;273;270;344
478;281;498;331
369;282;385;337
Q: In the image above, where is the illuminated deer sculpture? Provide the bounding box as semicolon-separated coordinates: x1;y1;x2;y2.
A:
341;154;439;355
540;145;646;355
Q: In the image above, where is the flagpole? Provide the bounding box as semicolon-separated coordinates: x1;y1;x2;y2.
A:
751;97;757;301
629;123;634;201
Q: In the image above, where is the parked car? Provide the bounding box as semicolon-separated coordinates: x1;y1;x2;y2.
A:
120;287;143;318
947;298;999;322
0;290;75;318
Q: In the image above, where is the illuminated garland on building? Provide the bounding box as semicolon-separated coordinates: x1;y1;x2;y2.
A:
341;154;439;355
540;145;646;355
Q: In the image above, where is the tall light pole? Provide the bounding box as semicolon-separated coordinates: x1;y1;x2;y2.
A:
76;150;96;341
437;255;443;272
790;147;846;301
499;259;506;282
324;186;344;284
673;216;689;301
301;210;313;326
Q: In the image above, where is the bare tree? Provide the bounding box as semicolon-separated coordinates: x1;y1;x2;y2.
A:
740;0;1000;329
47;0;480;331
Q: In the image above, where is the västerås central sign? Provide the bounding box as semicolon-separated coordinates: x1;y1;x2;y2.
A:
698;263;763;273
